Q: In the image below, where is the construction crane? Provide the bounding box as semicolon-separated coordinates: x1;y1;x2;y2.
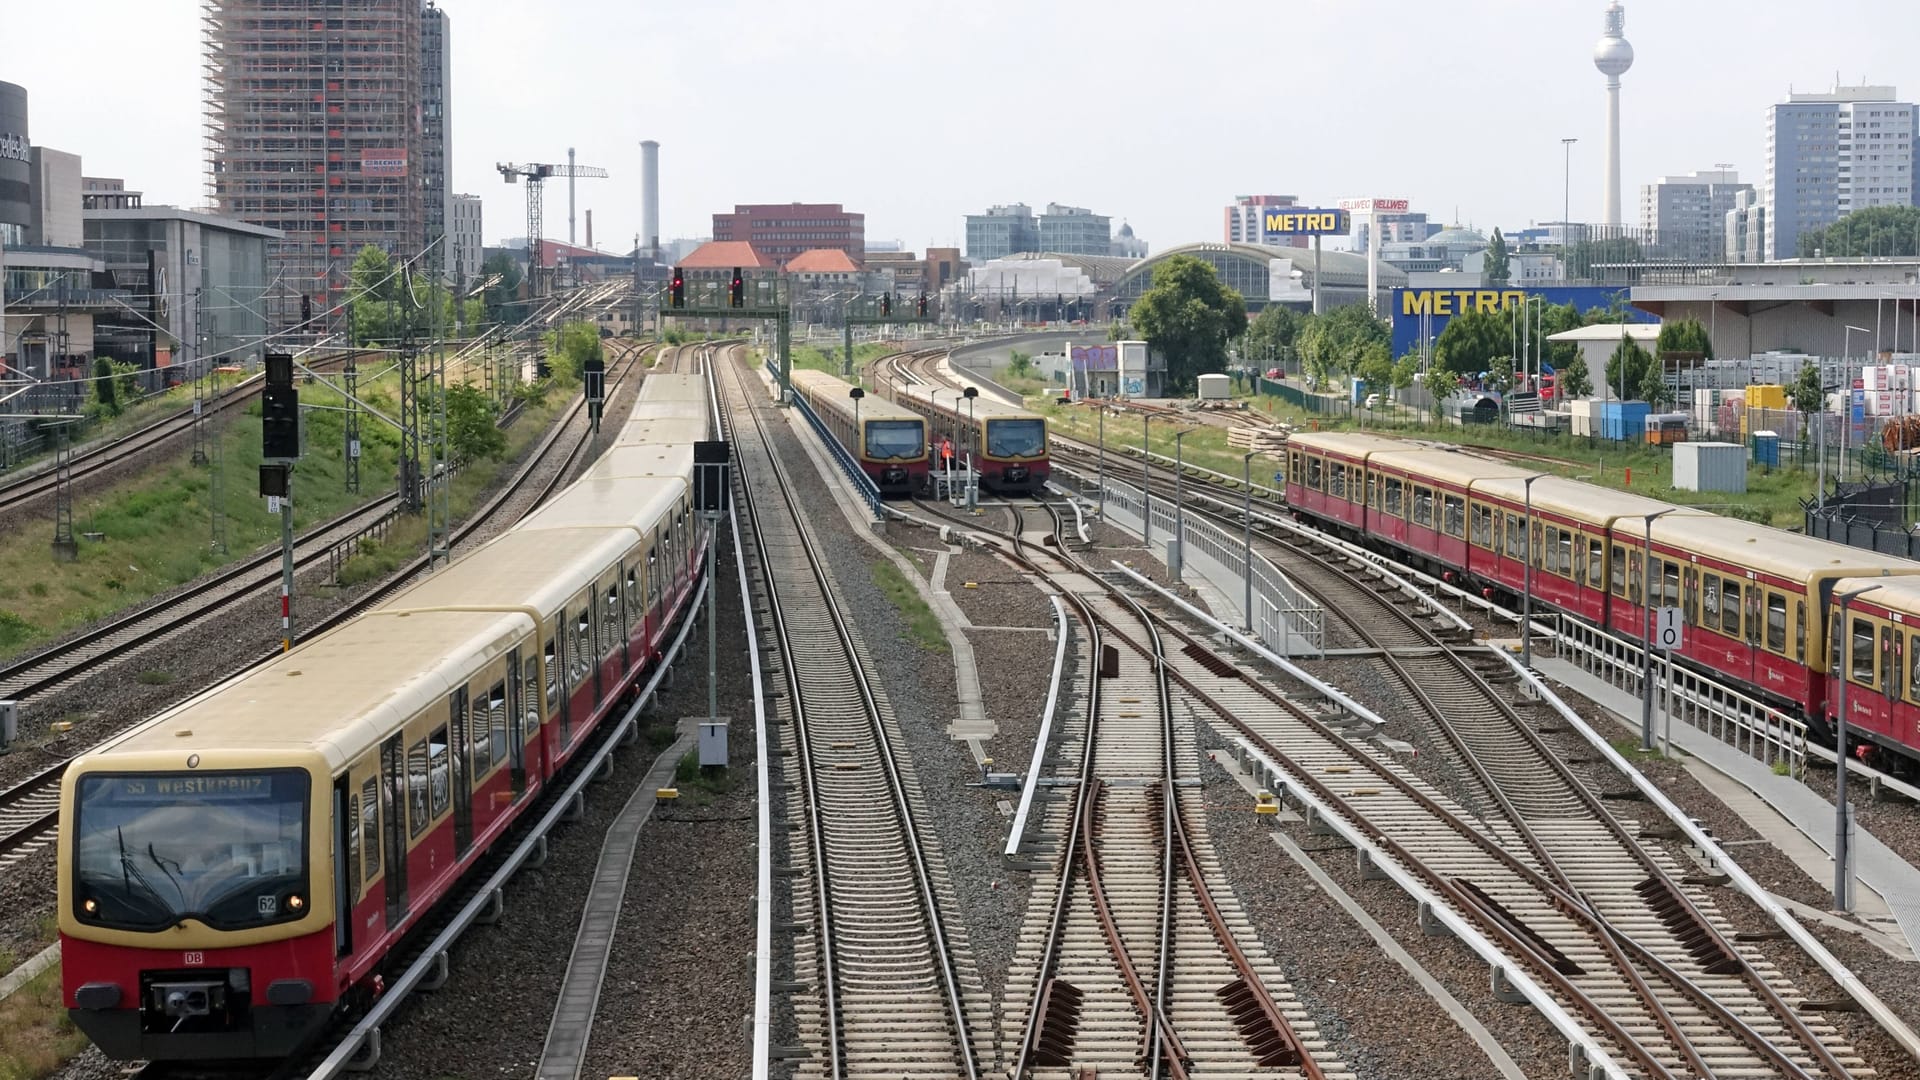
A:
497;159;609;299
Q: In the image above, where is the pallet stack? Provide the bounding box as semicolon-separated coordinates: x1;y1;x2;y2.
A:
1228;424;1289;456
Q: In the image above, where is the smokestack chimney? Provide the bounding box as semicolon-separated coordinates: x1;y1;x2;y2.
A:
586;209;593;251
640;140;661;261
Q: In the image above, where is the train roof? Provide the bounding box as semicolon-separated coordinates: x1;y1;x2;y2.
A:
1828;575;1920;614
582;443;697;480
892;379;1044;421
1367;448;1538;488
1473;475;1713;528
518;472;686;534
634;372;707;402
610;416;710;449
98;608;532;768
1654;515;1920;581
1285;431;1422;460
790;368;860;396
378;527;633;619
794;371;921;424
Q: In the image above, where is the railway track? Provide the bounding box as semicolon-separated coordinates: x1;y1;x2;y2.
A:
0;351;363;522
0;340;657;873
720;344;983;1077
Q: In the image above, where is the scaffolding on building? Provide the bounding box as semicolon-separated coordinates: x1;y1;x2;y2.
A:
202;0;426;334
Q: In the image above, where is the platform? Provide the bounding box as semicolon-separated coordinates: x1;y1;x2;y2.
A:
1535;655;1920;959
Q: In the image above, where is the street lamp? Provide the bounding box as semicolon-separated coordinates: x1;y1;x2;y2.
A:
1639;508;1678;751
1561;137;1579;273
1521;473;1547;668
1142;413;1154;547
1833;582;1882;911
1097;403;1107;521
963;386;979;509
1242;450;1258;634
849;385;865;450
1172;428;1194;582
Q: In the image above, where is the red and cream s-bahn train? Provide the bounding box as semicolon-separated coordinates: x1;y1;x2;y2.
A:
790;368;929;496
56;373;715;1062
884;377;1051;494
1284;431;1920;770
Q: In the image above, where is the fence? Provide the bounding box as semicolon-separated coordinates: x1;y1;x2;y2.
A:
789;388;884;517
1088;471;1323;656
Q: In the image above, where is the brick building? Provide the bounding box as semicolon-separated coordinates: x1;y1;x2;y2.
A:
711;202;863;268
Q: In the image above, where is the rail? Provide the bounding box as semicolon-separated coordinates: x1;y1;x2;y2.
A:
1090;471;1324;656
1004;594;1070;859
304;567;710;1079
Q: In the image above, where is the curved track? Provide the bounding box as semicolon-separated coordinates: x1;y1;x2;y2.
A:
720;344;981;1077
0;341;656;874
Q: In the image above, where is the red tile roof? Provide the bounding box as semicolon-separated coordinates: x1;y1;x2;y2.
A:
783;248;861;273
678;241;773;269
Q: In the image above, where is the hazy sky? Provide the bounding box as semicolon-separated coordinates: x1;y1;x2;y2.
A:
9;0;1920;254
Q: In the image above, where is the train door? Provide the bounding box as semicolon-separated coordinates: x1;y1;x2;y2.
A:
547;628;569;746
522;652;544;782
507;647;528;793
379;735;408;928
332;777;354;958
447;687;473;856
1885;625;1903;704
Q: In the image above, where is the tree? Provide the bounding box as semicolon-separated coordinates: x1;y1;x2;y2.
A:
1244;304;1304;369
1636;355;1673;408
480;251;525;323
1791;362;1824;417
92;356;119;416
1355;342;1393;391
1126;254;1248;393
348;245;399;345
1558;351;1592;400
445;383;506;464
1656;317;1713;361
1432;308;1512;378
1390;351;1421;392
460;297;488;336
1797;205;1920;258
1484;227;1511;285
1296;304;1389;389
543;321;601;384
1604;333;1655;402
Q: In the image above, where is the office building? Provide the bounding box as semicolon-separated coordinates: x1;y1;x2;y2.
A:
1639;169;1752;261
1761;83;1917;260
84;200;278;370
83;177;142;210
203;0;437;330
28;147;82;247
1353;211;1435;253
421;2;451;277
449;193;482;284
711;202;864;268
965;203;1038;261
1725;188;1765;263
1037;203;1112;256
1224;195;1302;246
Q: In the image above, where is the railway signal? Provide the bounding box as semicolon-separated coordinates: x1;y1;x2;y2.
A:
669;267;686;309
880;292;892;317
261;350;300;461
916;293;928;318
729;268;744;309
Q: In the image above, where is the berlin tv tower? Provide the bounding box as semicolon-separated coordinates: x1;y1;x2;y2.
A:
1593;0;1633;226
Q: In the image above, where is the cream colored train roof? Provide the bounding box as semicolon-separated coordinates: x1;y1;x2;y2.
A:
1828;575;1920;615
633;372;707;402
1472;475;1713;529
378;527;632;618
793;368;920;424
1285;431;1422;460
1366;448;1539;488
1655;515;1920;582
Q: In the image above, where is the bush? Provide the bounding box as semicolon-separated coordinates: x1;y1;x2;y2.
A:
445;384;506;464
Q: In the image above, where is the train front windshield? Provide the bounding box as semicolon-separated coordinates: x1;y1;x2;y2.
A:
864;420;925;460
71;769;310;932
987;418;1047;458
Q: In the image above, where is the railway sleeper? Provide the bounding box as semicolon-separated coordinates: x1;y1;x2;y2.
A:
1026;978;1085;1066
1453;878;1586;976
1633;875;1741;974
1216;977;1302;1067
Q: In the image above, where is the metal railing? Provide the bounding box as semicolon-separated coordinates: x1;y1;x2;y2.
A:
1091;472;1323;656
789;391;884;519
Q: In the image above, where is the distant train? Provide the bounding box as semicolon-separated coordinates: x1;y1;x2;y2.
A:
790;368;928;496
57;372;714;1061
1284;431;1920;770
885;377;1050;494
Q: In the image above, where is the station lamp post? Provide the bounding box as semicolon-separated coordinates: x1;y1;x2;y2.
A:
963;386;979;509
1833;582;1882;912
1639;508;1678;751
1172;428;1194;582
1521;473;1546;668
1142;413;1154;547
1242;450;1258;634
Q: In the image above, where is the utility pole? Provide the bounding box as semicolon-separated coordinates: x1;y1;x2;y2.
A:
397;269;422;513
424;277;450;566
261;351;300;648
343;352;361;493
51;421;76;561
191;286;209;466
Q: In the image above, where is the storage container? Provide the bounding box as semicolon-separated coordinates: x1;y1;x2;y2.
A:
1672;441;1747;493
1745;384;1788;411
1196;373;1231;401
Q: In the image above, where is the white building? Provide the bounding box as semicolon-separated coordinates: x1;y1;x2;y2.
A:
1761;83;1917;260
449;192;482;283
1638;169;1751;261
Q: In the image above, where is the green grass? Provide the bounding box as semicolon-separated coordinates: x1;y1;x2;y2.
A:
1608;736;1667;760
672;750;735;806
0;370;417;659
1032;400;1270;480
134;669;173;686
0;963;89;1080
871;558;947;653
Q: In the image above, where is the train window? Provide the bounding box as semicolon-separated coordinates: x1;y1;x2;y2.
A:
524;658;541;728
1796;601;1806;662
488;681;509;768
1703;577;1720;626
1443;495;1465;538
1505;514;1524;561
407;739;430;838
544;637;560;712
1384;478;1404;516
1720;580;1741;636
574;609;594;683
1611;545;1627;597
1587;539;1605;589
1366;475;1379;509
361;776;380;883
1413;487;1434;528
1306;456;1323;491
1560;531;1577;577
1328;462;1346;499
625;568;640;625
1661;562;1680;608
427;726;451;819
1886;627;1903;699
345;792;361;901
1471;504;1494;548
1767;594;1788;652
604;584;621;656
470;690;491;773
1627;554;1642;605
1852;618;1876;683
1831;616;1844;676
1910;634;1920;701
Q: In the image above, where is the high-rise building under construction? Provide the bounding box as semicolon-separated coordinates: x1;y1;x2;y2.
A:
203;0;449;332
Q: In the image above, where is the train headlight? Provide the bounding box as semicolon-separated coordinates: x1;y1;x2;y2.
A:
82;897;98;915
287;894;305;912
